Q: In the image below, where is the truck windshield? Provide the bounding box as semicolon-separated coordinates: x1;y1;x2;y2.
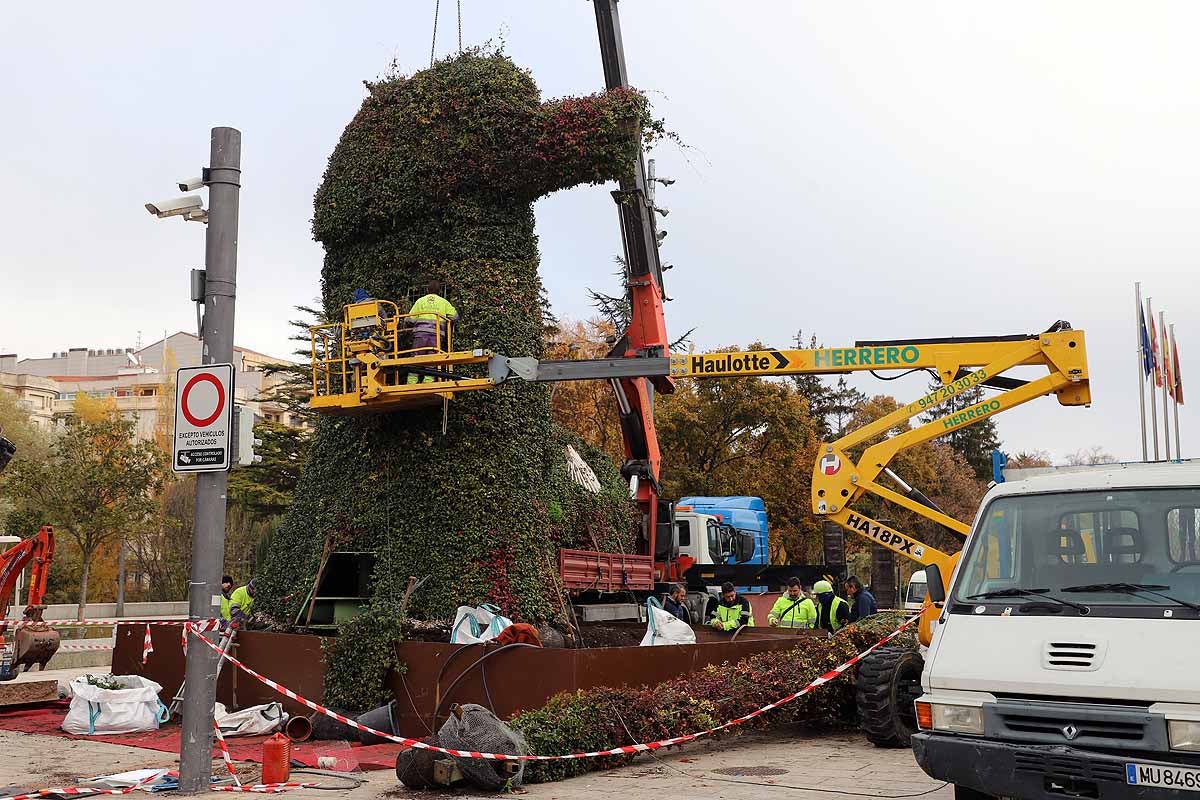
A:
954;488;1200;615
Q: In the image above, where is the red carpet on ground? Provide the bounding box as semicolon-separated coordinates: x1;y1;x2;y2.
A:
0;701;400;771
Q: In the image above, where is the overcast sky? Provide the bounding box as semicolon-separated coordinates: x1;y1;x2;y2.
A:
2;2;1195;463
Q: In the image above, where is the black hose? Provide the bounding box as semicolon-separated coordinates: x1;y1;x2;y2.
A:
429;643;540;731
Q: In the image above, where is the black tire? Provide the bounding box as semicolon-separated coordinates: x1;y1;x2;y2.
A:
953;785;996;800
856;646;924;748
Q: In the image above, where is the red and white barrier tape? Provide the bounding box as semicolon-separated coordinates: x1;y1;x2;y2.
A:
142;625;154;665
0;770;166;800
180;620;222;652
6;619;211;629
189;614;919;762
212;722;242;787
0;782;312;800
210;784;316;793
58;644;115;652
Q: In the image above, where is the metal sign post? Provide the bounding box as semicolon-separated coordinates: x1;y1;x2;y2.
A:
178;127;241;795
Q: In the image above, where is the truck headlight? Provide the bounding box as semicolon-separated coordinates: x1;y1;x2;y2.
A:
930;704;984;735
1169;720;1200;752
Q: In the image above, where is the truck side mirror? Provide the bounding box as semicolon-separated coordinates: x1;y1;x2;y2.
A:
924;564;947;604
733;531;756;563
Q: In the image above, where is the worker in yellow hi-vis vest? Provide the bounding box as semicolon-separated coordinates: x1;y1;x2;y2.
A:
408;280;458;383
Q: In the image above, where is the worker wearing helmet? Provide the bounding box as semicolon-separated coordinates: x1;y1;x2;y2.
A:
229;579;257;628
407;280;458;383
813;579;849;632
768;577;816;628
708;581;755;632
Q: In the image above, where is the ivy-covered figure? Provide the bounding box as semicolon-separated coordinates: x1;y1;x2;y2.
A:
257;51;655;625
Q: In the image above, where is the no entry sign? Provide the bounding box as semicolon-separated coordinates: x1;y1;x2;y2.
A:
173;363;235;473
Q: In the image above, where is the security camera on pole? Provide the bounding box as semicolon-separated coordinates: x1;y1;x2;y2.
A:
147;127;241;794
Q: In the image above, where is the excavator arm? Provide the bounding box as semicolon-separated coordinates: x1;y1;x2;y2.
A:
0;526;55;621
0;526;59;680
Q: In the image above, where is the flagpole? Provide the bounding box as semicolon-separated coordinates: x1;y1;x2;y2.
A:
1160;309;1172;460
1136;282;1149;461
1172;322;1182;458
1148;297;1161;460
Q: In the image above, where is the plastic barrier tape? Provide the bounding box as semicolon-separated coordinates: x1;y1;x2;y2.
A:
0;770;166;800
142;624;154;665
8;619;217;628
187;614;919;762
212;721;242;787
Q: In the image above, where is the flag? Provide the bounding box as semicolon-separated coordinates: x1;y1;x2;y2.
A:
1163;324;1175;397
1150;309;1163;387
1173;328;1185;404
1140;302;1154;378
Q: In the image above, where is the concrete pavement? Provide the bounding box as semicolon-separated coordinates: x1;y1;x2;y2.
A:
0;726;950;800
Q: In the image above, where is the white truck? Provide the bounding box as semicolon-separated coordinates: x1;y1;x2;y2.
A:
912;461;1200;799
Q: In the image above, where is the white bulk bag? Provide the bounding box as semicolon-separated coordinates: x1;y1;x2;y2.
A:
450;604;513;644
63;675;168;735
215;701;287;736
640;597;697;646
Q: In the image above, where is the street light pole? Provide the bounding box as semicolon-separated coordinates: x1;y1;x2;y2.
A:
178;127;241;794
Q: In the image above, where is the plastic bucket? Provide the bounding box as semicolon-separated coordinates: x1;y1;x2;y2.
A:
356;700;399;746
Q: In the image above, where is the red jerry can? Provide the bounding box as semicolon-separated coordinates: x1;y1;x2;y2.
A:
261;732;291;784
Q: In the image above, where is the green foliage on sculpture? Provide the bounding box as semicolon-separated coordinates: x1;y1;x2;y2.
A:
320;607;408;715
256;49;649;627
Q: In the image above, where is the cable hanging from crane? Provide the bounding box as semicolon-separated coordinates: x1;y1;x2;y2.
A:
430;0;440;68
430;0;463;68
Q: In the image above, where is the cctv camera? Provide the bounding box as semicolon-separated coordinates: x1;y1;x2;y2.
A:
178;176;205;192
145;195;203;218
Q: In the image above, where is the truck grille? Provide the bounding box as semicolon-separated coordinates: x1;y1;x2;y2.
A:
1042;641;1102;671
988;700;1165;752
1013;753;1126;784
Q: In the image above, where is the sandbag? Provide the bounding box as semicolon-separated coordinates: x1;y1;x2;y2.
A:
63;675;167;735
450;604;513;644
215;701;287;736
640;597;697;646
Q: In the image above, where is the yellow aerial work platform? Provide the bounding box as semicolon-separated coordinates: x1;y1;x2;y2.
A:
308;299;498;415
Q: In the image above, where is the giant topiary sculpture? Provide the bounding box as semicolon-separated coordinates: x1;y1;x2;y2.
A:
257;51;657;630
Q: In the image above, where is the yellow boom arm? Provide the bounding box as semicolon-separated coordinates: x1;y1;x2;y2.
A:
309;305;1091;638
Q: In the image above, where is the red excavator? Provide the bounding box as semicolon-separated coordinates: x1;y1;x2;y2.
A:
0;526;59;680
0;430;60;680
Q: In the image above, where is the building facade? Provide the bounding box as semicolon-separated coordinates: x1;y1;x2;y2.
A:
0;332;305;441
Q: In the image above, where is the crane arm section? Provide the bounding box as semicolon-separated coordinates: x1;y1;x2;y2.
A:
0;526;55;624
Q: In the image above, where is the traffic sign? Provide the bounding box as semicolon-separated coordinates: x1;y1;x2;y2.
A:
173;364;234;473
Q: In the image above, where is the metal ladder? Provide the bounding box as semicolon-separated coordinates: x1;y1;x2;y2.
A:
169;626;236;718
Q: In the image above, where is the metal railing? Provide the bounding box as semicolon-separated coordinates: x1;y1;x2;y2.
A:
309;307;457;399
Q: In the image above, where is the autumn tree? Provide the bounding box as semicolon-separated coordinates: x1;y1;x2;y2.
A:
545;318;625;466
844;395;986;559
1007;449;1052;469
920;377;1001;480
6;399;167;618
0;390;50;534
1065;446;1118;466
655;346;822;562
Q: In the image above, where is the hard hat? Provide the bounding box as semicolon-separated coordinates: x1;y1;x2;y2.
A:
813;579;834;594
